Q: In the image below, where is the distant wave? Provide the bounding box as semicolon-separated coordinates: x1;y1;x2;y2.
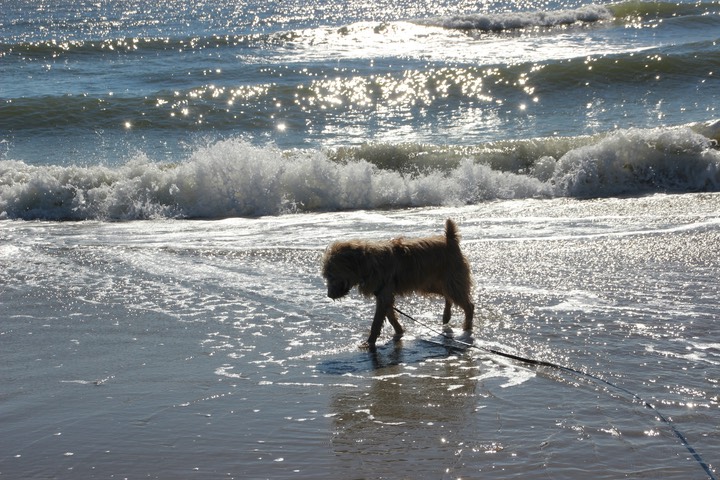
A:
606;0;720;21
4;1;720;61
416;1;720;32
5;43;720;136
413;4;613;32
2;123;719;221
0;7;617;61
0;30;309;61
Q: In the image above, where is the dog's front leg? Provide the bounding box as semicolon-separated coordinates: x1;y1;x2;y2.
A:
362;290;392;351
386;307;404;341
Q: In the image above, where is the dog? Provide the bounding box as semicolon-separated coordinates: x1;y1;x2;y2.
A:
322;218;474;350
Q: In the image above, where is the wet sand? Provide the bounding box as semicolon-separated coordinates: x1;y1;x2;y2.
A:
2;198;718;478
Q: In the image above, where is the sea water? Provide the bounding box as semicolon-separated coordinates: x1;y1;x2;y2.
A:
1;0;719;478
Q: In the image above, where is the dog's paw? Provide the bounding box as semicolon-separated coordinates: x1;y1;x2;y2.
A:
359;340;377;352
456;330;474;344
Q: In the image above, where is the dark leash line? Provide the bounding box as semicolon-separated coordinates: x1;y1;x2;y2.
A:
392;306;717;480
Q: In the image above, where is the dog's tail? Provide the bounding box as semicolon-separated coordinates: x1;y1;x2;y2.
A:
445;218;461;247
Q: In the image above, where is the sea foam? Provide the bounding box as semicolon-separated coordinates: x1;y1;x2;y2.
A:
1;124;719;220
414;4;613;32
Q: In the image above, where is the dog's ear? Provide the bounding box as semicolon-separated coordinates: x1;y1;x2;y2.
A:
323;242;363;280
339;245;368;278
355;245;391;296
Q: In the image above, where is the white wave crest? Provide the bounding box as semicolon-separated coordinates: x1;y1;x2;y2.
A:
1;124;719;220
415;4;612;32
0;139;545;220
550;126;720;197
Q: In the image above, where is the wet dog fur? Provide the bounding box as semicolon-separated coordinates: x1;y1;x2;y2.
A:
322;218;474;350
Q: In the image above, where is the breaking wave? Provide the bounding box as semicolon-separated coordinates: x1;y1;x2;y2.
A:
2;122;719;220
413;4;613;31
5;1;720;61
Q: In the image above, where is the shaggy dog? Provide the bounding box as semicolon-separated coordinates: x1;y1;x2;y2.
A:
322;218;474;350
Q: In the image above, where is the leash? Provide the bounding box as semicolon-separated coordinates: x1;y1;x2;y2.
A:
392;306;717;480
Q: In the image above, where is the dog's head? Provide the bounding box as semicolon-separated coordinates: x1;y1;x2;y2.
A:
321;241;365;299
324;271;353;299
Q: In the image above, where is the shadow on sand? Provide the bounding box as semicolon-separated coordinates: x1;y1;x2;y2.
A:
316;335;470;374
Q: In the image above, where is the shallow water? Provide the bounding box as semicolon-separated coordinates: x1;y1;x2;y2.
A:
1;194;718;478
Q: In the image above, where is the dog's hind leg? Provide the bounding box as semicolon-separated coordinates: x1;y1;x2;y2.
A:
459;300;474;332
446;284;474;332
442;299;453;324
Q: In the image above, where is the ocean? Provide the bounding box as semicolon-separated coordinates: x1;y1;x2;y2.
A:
1;0;719;478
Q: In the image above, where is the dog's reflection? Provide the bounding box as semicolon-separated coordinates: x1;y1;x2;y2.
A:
327;347;481;474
